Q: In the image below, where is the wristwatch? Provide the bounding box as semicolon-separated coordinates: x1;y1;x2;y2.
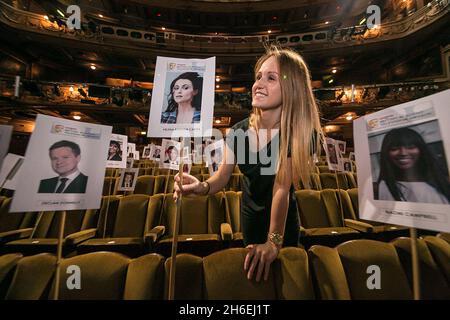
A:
268;232;284;247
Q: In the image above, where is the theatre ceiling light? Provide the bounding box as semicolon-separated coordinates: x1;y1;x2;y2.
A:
73;115;81;120
90;65;96;70
162;27;166;31
216;77;220;82
215;119;221;124
69;86;74;92
98;14;104;18
346;115;353;121
325;21;329;24
267;30;272;34
332;69;337;74
328;79;334;84
140;131;146;135
44;15;49;20
216;85;220;89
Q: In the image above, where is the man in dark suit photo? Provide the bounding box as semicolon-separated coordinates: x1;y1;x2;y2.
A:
38;140;88;193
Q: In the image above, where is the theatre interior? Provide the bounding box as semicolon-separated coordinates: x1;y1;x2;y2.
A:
0;0;449;301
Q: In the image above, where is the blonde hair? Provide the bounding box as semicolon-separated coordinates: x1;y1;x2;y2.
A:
250;45;324;189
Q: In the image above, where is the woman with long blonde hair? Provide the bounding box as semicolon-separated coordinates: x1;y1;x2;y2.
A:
174;45;323;281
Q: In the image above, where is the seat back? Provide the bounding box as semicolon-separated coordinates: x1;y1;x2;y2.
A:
298;173;322;190
336;240;412;299
0;198;33;233
96;195;121;238
45;210;92;238
112;195;151;238
345;172;357;188
317;165;330;173
347;188;359;218
134;175;156;195
295;190;345;228
190;166;202;175
320;173;349;190
337;190;357;220
164;254;203;300
225;191;241;233
103;177;118;196
423;236;450;285
392;237;450;299
0;253;23;299
54;252;129;300
124;253;165;300
166;247;314;300
161;194;225;236
5;253;56;300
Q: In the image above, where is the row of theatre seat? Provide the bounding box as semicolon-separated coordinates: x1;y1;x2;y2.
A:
1;237;449;300
103;172;358;196
0;189;445;258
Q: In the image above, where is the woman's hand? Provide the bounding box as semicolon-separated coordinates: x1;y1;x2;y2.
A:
173;173;202;201
244;241;279;282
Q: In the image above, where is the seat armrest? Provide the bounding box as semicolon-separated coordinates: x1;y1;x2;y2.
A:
299;226;307;237
220;223;233;241
344;219;374;233
65;228;97;246
0;228;33;243
144;225;165;247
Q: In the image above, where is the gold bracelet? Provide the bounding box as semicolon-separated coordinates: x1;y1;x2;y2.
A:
268;232;284;247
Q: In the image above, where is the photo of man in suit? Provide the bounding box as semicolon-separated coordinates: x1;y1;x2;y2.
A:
164;145;179;165
38;140;88;193
122;172;134;188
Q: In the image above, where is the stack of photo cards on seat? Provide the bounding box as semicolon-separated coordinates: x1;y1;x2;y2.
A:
10;115;112;212
354;89;450;232
205;139;224;176
0;153;24;190
117;168;139;192
106;134;127;169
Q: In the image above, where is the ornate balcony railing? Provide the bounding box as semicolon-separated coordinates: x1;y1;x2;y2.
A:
0;0;448;54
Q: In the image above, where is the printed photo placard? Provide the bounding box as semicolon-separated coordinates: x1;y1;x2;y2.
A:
150;145;162;162
147;56;215;138
10;115;112;212
117;168;139;192
160;139;182;170
354;89;450;232
323;137;343;171
205;139;224;176
106;134;128;169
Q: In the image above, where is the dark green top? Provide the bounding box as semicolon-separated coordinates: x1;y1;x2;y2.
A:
225;118;299;246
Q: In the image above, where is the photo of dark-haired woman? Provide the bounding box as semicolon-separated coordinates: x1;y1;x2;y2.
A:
161;72;203;124
376;127;450;204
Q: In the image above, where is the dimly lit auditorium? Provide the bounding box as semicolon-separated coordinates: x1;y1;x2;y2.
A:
0;0;449;310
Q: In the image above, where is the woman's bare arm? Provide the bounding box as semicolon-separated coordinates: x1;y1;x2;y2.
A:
245;158;293;282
